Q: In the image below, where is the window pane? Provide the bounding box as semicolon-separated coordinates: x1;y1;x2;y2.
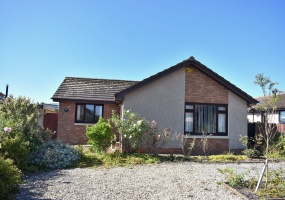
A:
280;111;285;124
185;112;193;132
76;105;84;121
95;106;103;123
218;106;226;111
218;113;226;132
85;104;95;123
195;105;216;133
185;105;193;110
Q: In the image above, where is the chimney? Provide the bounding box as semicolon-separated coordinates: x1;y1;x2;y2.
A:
5;84;8;98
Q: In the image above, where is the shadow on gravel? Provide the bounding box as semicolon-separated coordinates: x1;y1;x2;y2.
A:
16;170;66;200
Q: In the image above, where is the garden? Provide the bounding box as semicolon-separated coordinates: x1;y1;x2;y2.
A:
1;93;285;199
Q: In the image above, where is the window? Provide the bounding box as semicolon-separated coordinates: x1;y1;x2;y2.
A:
185;103;227;136
75;104;103;123
280;111;285;124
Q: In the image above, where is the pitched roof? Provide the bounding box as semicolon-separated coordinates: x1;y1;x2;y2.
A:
43;103;59;112
52;77;138;102
116;56;258;105
254;93;285;110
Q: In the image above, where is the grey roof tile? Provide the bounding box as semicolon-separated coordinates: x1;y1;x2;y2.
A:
52;77;138;102
254;93;285;110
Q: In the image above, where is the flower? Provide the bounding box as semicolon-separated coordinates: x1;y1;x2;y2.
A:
152;120;157;126
157;134;161;140
129;135;132;139
3;127;12;132
137;120;142;125
181;134;185;139
124;134;127;138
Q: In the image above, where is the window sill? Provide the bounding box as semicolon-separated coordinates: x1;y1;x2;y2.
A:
74;123;95;126
185;135;229;139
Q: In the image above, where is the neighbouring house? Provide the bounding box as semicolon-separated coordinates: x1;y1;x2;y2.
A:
52;56;258;155
247;93;285;133
0;92;5;103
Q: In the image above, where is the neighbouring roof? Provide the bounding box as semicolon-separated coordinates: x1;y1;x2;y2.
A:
43;103;59;112
253;93;285;110
116;56;258;105
52;77;138;102
0;92;5;102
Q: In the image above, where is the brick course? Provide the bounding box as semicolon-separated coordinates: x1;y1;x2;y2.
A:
185;65;228;104
137;138;229;155
184;138;229;155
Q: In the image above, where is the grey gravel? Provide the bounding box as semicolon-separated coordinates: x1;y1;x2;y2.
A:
17;161;284;200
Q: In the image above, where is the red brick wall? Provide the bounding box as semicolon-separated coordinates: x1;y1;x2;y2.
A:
137;138;229;155
184;138;229;155
185;65;228;104
184;65;229;154
57;102;120;145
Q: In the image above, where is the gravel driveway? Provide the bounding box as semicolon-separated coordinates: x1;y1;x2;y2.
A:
17;161;284;200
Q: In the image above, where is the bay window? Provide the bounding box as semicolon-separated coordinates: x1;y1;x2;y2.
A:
75;103;103;123
185;103;228;136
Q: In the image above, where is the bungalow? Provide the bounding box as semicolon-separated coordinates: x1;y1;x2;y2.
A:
247;93;285;132
52;56;258;154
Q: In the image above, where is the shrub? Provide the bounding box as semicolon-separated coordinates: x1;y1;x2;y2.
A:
112;110;171;154
0;129;31;170
273;132;285;155
141;120;171;155
111;110;145;153
209;154;247;162
218;168;250;188
242;148;261;158
0;96;49;170
29;140;82;170
86;117;114;153
0;157;22;199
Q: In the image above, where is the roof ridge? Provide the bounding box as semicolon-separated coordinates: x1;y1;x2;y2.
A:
116;56;258;105
64;77;138;82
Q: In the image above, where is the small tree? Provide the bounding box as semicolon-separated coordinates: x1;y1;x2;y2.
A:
86;117;114;153
254;73;281;155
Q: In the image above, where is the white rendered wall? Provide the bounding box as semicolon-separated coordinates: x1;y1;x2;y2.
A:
123;68;185;148
228;91;247;150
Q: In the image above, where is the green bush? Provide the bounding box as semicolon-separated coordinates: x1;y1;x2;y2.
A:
242;148;261;158
0;96;48;170
112;110;171;154
0;157;22;199
209;154;247;162
273;133;285;155
29;140;82;170
0;130;31;170
86;117;114;153
218;168;250;188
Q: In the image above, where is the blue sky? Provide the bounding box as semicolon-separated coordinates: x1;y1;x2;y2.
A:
1;0;284;103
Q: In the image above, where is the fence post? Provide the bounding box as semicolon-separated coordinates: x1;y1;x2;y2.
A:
255;159;268;193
